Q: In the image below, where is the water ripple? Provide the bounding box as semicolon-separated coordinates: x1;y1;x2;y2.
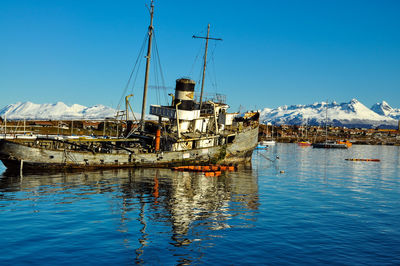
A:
1;144;400;264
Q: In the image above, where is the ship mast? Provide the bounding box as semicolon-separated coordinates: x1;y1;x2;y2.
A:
325;100;328;142
140;0;155;131
193;24;222;109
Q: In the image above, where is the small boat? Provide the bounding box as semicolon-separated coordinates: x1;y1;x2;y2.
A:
256;142;268;149
312;140;350;149
297;141;311;147
260;140;276;146
336;140;352;148
312;101;351;149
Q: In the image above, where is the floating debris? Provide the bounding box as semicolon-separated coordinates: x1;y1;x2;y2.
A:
345;158;381;162
172;165;236;176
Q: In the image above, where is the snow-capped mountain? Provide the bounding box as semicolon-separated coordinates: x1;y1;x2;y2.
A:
0;99;398;128
260;99;398;128
0;102;117;120
370;101;400;120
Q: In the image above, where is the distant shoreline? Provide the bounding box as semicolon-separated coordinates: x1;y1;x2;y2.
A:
258;124;400;146
1;119;399;146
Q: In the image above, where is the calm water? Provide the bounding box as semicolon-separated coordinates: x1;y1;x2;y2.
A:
1;144;400;265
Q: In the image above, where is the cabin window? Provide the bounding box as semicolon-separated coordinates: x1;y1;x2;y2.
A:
227;135;235;144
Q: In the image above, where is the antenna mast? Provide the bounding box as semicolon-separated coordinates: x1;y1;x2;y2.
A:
140;0;155;131
193;24;222;109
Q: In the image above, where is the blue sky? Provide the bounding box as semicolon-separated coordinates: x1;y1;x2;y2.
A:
1;0;399;113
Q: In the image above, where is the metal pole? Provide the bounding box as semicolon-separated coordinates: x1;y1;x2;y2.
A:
20;159;23;176
175;101;182;139
140;1;155;132
306;119;308;139
210;101;218;134
125;94;133;121
199;24;210;110
325;100;328;142
116;122;119;138
325;100;328;141
4;114;7;138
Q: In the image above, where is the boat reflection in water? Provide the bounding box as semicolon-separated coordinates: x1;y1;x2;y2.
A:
0;167;259;264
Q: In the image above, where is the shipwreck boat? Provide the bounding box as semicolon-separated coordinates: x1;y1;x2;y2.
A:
0;1;259;172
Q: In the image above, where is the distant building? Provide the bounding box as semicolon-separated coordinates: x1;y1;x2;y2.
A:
57;122;69;129
83;121;100;130
34;121;54;127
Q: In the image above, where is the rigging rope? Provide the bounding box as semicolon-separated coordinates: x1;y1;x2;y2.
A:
194;33;221;103
153;31;168;105
152;41;161;105
116;32;148;116
209;42;219;93
147;30;168;106
189;41;204;78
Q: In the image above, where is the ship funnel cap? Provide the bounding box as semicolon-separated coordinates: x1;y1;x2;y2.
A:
175;78;196;110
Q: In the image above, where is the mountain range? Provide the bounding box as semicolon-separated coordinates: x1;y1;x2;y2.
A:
260;99;399;128
370;101;400;120
0;102;117;120
0;99;399;129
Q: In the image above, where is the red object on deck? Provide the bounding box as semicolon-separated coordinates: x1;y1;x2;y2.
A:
155;129;161;151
